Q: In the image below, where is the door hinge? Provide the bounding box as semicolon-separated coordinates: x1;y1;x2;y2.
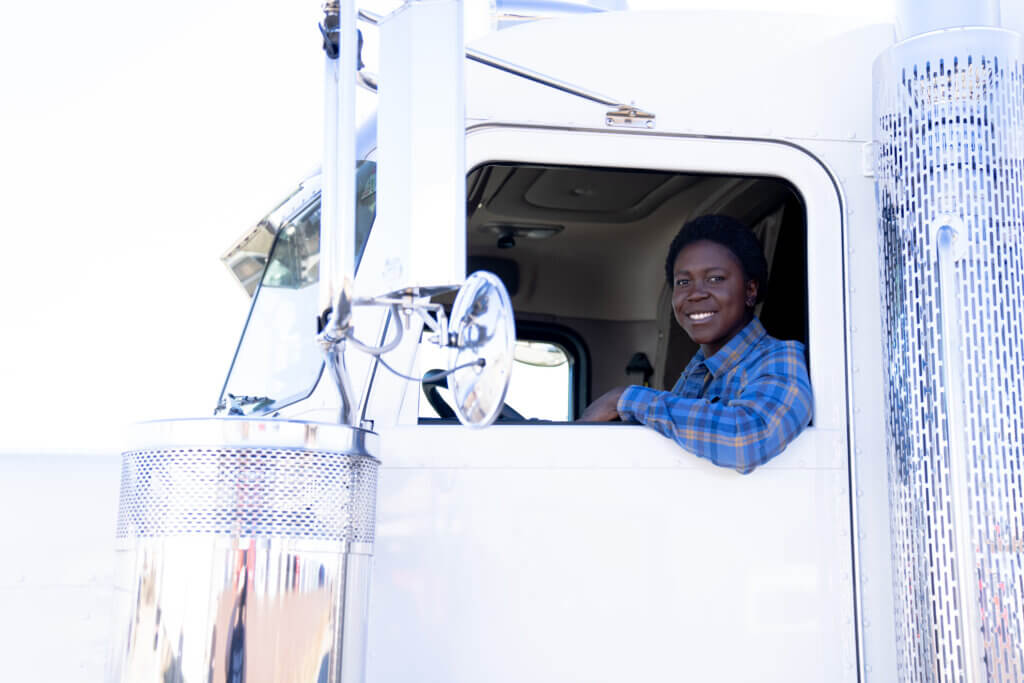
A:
606;104;656;129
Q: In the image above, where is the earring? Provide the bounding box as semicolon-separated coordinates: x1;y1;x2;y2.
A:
746;296;756;307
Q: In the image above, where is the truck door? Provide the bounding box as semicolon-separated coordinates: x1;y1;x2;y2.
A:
364;126;857;682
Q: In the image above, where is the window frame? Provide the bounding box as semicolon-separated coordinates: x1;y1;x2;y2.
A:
217;161;379;417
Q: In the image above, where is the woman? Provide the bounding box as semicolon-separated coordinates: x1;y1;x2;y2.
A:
579;215;812;474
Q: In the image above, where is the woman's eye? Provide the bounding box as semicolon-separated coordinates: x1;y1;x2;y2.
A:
675;278;689;287
708;275;724;283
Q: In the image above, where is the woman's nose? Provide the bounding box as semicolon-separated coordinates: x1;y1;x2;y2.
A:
687;286;709;300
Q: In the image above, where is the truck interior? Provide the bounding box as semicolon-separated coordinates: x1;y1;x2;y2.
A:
417;162;808;422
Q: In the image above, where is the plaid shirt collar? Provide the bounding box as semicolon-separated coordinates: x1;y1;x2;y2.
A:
688;317;767;378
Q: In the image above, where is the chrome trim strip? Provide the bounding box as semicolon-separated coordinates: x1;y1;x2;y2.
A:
129;418;379;459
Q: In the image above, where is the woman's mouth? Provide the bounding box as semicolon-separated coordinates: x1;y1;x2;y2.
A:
687;311;716;322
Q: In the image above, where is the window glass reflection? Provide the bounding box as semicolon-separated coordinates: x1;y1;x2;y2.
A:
217;162;377;415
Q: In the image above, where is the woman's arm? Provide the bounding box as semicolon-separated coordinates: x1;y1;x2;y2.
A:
616;346;812;473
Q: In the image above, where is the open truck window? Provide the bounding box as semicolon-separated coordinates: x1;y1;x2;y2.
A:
416;162;807;422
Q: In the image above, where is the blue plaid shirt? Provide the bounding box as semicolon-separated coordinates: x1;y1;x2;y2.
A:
617;318;812;474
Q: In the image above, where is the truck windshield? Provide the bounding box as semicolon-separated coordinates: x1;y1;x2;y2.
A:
216;161;377;415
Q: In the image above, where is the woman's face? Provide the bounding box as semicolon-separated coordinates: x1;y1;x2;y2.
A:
671;240;758;358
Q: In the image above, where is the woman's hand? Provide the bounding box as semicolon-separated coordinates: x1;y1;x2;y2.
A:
577;386;629;422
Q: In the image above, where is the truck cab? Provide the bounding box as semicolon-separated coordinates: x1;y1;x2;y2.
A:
216;10;902;680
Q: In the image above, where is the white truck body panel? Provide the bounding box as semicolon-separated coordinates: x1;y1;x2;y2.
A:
370;426;855;681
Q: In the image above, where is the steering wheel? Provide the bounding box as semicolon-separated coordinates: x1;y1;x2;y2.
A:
421;369;525;421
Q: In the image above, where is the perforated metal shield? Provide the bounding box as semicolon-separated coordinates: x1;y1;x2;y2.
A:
116;419;380;543
117;447;379;543
874;28;1024;681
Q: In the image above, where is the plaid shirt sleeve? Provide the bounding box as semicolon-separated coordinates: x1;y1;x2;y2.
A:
616;343;813;474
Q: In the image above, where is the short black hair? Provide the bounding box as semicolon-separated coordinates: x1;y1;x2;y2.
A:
664;215;769;304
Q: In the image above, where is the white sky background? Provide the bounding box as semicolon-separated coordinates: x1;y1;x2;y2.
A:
0;0;937;454
0;0;326;452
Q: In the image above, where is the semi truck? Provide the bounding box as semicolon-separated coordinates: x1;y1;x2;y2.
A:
71;0;1024;680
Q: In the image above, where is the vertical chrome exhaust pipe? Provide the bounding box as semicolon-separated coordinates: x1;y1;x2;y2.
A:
108;419;379;683
874;5;1024;678
319;0;359;426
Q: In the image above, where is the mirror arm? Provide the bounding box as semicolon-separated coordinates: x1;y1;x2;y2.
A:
317;285;357;426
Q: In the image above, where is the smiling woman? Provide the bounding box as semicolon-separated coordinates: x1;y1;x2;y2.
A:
579;215;812;474
671;237;758;358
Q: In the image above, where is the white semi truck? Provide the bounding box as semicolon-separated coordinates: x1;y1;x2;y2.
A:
97;0;1024;681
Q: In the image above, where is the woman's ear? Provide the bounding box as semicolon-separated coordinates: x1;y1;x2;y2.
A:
745;280;758;308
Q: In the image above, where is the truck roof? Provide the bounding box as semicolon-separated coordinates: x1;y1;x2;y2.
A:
465;10;895;141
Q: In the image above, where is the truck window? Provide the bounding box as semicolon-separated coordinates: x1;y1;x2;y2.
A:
216;161;377;415
461;163;807;419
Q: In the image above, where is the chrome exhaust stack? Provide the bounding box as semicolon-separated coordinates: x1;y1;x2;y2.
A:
108;418;379;683
874;5;1024;679
110;0;494;679
110;4;380;679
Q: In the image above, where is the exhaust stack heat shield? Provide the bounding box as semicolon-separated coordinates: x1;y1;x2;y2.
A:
874;26;1024;682
108;419;379;683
